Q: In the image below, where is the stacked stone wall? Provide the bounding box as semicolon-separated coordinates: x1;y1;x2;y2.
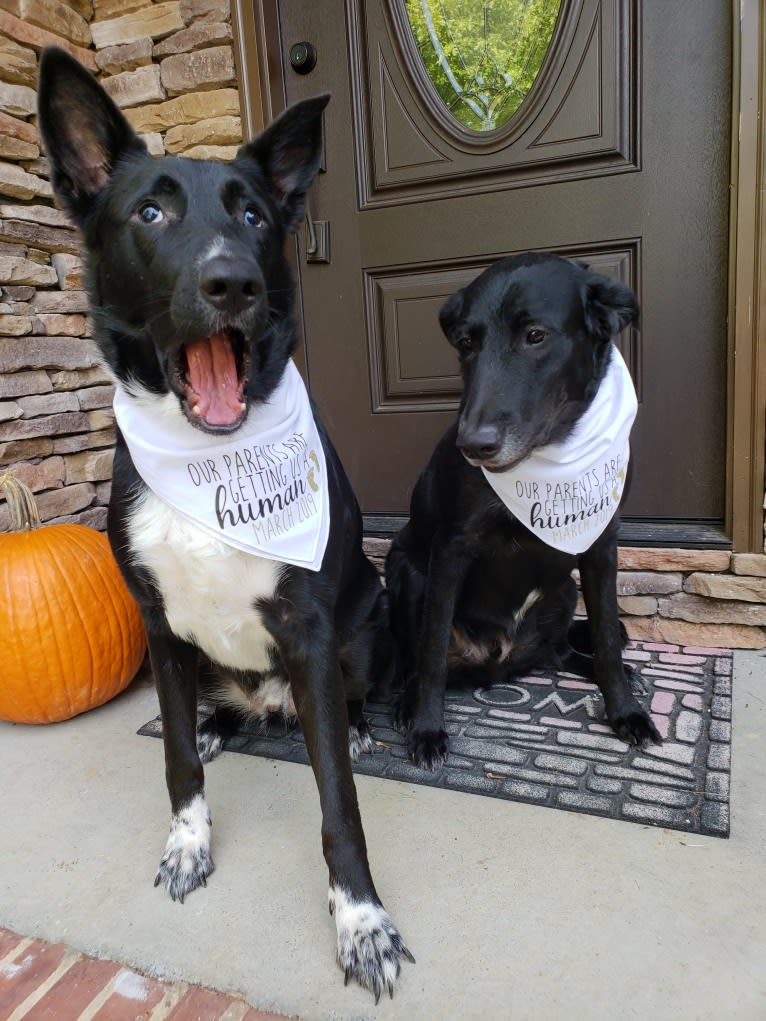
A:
0;0;244;531
363;540;766;649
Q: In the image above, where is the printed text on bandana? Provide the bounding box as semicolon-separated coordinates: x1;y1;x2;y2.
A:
185;432;321;543
521;455;626;547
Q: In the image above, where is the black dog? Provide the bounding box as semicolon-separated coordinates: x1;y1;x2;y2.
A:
386;252;661;769
38;47;412;999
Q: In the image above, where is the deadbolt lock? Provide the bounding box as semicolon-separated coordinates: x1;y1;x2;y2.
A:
289;41;317;75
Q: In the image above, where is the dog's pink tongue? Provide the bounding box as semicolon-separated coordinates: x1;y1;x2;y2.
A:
185;333;243;426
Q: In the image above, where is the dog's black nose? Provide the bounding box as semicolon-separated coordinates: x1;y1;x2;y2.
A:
200;257;261;315
457;424;502;462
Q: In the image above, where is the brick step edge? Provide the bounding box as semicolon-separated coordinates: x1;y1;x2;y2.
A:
0;927;295;1021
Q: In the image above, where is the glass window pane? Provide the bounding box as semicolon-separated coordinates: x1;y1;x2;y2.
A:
403;0;563;132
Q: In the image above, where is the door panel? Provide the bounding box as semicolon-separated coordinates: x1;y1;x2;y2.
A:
272;0;731;521
352;0;636;202
366;240;638;416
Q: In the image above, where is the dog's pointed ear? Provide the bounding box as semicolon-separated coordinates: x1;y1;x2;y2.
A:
584;273;639;342
38;47;147;226
236;94;330;235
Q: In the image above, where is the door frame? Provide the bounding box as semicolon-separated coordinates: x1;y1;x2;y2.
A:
727;0;766;552
232;0;766;553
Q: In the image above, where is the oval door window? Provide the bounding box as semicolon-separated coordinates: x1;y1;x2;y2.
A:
402;0;563;133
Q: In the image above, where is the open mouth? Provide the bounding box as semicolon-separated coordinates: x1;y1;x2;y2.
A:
174;330;250;432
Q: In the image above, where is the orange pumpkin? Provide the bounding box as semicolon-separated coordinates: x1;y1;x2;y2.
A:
0;473;146;724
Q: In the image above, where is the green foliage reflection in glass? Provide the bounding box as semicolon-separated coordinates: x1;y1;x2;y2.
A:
403;0;562;132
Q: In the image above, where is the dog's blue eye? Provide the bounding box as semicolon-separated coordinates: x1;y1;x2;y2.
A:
138;203;163;224
526;328;546;345
243;206;265;228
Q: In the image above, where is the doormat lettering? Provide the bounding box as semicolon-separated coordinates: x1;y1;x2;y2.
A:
138;642;731;837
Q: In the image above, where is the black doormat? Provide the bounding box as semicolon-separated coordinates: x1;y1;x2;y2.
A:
138;641;732;837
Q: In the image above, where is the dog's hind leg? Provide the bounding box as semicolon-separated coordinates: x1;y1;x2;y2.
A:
578;533;661;746
149;633;215;903
259;592;414;1001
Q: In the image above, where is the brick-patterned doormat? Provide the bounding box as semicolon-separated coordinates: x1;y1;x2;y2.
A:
139;642;732;837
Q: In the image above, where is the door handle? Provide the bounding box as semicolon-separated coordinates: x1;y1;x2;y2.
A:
304;200;330;263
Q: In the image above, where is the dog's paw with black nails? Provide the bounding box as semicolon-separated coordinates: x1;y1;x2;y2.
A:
624;662;649;696
196;728;225;764
155;794;214;903
393;694;416;735
612;708;662;747
155;845;214;904
329;887;414;1001
407;727;449;770
348;717;376;761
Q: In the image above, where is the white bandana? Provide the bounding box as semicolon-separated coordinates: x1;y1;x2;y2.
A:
481;347;637;555
113;361;330;571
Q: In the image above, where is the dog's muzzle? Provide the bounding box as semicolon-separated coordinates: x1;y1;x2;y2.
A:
200;255;261;319
456;422;502;465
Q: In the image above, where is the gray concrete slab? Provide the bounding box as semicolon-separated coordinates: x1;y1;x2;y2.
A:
1;652;764;1021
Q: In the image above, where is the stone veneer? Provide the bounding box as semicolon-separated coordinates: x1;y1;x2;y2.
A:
363;540;766;650
0;1;765;650
0;0;244;533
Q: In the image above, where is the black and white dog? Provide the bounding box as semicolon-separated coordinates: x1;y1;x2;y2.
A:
386;253;661;769
38;47;412;999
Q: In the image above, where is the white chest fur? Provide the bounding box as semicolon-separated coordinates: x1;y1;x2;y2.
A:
127;489;280;673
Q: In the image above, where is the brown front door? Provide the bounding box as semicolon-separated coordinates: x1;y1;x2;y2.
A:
263;0;731;535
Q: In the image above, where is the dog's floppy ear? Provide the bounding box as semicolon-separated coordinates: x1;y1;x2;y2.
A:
439;288;465;341
37;47;147;226
236;94;330;235
584;273;639;342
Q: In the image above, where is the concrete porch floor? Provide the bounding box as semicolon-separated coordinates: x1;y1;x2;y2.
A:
0;652;764;1021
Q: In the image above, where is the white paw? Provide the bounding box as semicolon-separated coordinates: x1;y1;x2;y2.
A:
329;886;414;1001
155;793;214;903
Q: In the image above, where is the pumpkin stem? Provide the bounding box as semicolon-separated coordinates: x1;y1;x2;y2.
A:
0;473;42;532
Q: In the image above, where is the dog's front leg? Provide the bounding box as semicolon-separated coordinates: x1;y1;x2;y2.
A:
403;536;469;770
149;632;214;902
260;597;413;1001
578;535;661;745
